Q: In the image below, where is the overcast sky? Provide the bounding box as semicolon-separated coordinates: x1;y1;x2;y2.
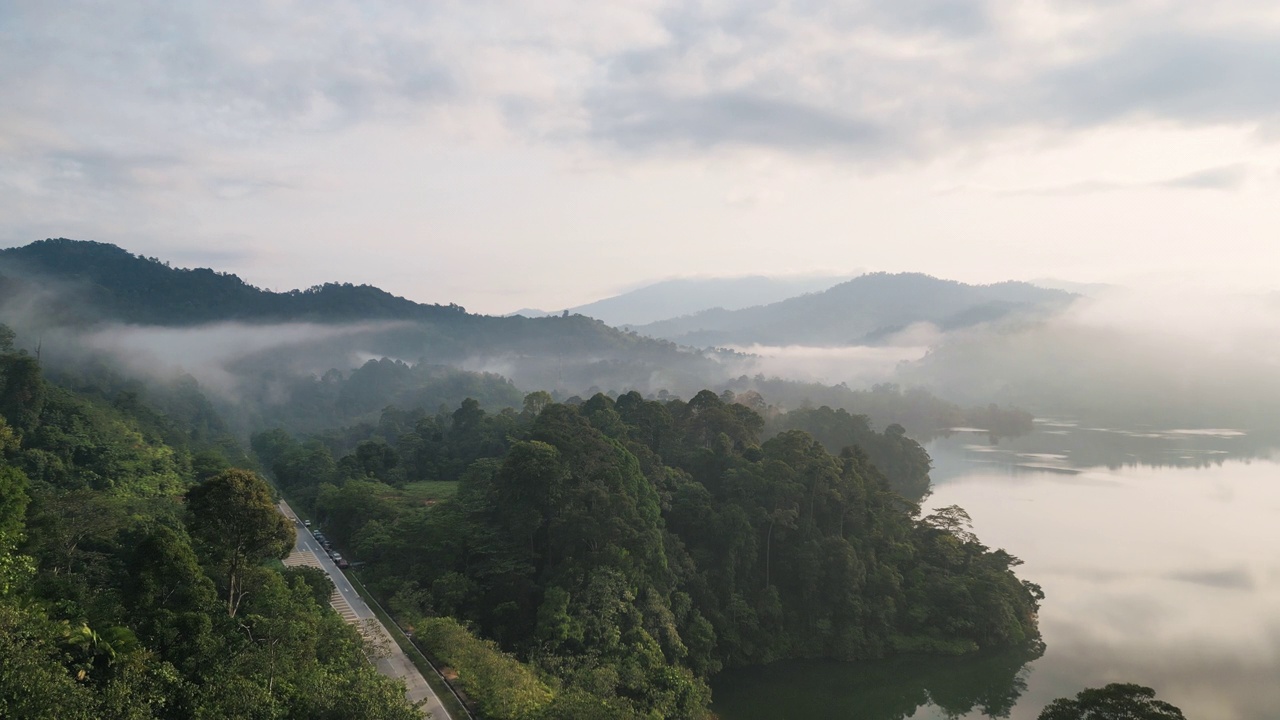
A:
4;0;1280;314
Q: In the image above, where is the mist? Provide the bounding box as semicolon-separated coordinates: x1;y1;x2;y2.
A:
12;250;1280;442
77;320;411;399
897;286;1280;430
723;322;942;387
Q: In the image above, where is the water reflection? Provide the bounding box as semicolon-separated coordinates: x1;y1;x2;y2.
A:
711;643;1045;720
713;424;1280;719
927;420;1280;482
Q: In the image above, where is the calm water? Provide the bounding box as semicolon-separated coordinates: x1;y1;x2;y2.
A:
712;421;1280;719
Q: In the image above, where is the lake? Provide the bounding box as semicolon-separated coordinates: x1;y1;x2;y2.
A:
711;420;1280;719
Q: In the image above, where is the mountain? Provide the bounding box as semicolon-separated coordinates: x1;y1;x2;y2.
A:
0;239;732;410
0;238;468;326
506;307;550;318
0;240;1044;440
517;274;853;327
633;272;1077;347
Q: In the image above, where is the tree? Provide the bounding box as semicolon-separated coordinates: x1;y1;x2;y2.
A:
185;469;294;617
0;604;99;719
190;450;231;482
923;505;977;544
0;463;28;540
1038;683;1186;720
122;524;219;666
0;352;45;430
523;391;553;417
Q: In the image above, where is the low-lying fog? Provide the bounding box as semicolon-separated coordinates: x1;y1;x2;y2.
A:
77;321;412;398
701;284;1280;431
724;322;942;386
16;282;1280;436
901;285;1280;428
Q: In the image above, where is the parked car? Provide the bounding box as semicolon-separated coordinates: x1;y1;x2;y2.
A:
303;519;311;527
336;559;350;569
330;552;342;562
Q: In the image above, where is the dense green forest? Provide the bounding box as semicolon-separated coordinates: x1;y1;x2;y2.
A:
731;379;1035;441
0;239;1045;718
257;390;1043;719
0;327;419;718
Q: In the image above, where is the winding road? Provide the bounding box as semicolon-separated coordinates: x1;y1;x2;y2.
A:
278;500;451;719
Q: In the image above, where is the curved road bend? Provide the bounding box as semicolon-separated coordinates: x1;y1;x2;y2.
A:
278;500;451;720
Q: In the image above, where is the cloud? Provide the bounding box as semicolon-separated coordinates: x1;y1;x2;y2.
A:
1167;567;1256;591
7;0;1280;307
588;91;892;152
993;164;1255;195
1158;164;1251;189
1034;31;1280;130
8;1;1280;170
579;4;1280;159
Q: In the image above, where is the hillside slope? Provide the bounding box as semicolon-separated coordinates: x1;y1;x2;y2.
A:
0;238;467;326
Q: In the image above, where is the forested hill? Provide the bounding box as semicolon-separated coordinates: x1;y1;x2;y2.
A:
259;389;1044;718
0;238;467;326
0;329;420;718
634;272;1077;347
0;238;734;399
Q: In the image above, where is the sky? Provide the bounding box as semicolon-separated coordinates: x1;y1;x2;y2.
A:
4;0;1280;315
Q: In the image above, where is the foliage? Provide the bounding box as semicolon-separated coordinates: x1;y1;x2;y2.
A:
733;378;1035;440
186;469;295;617
0;325;419;718
1038;683;1187;720
415;616;554;720
766;404;933;500
269;390;1043;718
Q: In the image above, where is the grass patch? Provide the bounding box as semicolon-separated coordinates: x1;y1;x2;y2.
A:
346;571;472;720
400;481;459;505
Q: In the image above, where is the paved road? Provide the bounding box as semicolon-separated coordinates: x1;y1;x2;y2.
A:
279;500;451;720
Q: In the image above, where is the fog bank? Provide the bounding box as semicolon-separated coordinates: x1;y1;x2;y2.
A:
901;286;1280;428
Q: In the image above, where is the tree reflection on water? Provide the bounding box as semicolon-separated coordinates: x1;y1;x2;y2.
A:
711;641;1045;720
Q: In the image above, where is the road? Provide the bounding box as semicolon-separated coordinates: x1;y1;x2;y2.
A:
278;500;451;720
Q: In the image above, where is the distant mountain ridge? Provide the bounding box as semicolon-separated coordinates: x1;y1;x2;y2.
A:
511;274;853;326
634;272;1077;347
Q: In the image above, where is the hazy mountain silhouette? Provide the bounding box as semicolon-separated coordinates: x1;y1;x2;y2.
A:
510;274;853;326
633;273;1077;347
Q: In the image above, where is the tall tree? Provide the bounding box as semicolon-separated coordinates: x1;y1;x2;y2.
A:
185;469;294;617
